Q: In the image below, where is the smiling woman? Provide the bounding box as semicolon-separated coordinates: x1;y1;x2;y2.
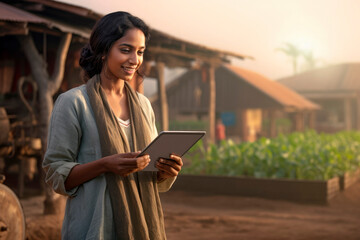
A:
103;28;146;82
43;11;183;240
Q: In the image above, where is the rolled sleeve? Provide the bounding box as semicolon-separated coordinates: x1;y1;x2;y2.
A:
157;176;176;192
43;159;80;196
43;92;82;197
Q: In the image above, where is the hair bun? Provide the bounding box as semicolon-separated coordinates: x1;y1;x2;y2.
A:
79;44;101;80
80;44;93;59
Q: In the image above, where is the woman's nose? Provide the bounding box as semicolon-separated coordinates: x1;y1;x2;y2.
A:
129;52;139;64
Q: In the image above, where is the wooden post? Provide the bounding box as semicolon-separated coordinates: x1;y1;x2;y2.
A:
131;61;153;93
357;92;360;130
208;65;216;144
308;111;316;130
156;62;169;131
261;109;269;137
299;112;305;131
17;33;72;215
269;110;276;138
344;98;352;131
293;111;304;132
240;109;248;141
130;74;142;93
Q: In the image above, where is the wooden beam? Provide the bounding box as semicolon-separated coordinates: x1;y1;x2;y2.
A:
208;65;216;144
150;54;193;68
28;24;63;36
150;29;253;60
156;62;169;131
302;92;356;99
148;46;224;65
0;22;28;36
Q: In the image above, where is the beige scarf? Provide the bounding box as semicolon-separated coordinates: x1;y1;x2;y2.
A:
86;74;166;240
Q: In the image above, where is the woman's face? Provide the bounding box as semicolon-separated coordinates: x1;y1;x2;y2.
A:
103;28;146;81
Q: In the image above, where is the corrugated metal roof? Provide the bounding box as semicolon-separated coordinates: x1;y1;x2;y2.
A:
226;65;319;110
0;2;90;38
0;1;50;24
40;16;91;38
150;29;254;61
25;0;102;20
278;63;360;92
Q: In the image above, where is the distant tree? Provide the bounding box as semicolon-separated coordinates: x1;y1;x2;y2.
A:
301;51;318;71
276;42;302;75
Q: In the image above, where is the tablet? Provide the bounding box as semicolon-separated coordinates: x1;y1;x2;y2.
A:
139;131;206;171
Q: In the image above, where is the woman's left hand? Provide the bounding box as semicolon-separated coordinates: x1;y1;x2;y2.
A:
156;154;183;182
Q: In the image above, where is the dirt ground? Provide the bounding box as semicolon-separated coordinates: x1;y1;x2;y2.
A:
21;181;360;240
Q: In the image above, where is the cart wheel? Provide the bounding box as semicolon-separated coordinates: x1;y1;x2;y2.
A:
0;183;26;240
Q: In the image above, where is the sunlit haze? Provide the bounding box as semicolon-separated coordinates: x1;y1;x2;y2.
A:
58;0;360;79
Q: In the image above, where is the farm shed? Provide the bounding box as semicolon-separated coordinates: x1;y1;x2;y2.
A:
151;65;319;142
278;63;360;133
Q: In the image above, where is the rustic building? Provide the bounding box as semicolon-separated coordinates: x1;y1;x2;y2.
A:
151;65;319;142
278;63;360;133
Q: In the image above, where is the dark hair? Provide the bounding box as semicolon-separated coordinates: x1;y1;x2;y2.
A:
79;11;150;81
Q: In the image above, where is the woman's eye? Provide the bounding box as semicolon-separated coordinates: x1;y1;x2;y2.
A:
120;48;130;53
138;51;144;56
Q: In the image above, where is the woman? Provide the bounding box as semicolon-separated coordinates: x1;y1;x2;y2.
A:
43;12;182;240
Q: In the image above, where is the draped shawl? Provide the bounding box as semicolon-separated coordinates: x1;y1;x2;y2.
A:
86;74;166;240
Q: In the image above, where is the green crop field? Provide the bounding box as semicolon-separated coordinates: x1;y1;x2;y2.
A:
183;131;360;180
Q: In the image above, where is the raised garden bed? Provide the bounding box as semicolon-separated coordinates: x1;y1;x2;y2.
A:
172;174;340;205
339;168;360;190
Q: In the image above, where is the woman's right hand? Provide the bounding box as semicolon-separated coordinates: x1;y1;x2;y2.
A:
103;152;150;177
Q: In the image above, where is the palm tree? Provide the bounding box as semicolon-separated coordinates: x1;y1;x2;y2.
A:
302;51;319;72
276;43;302;75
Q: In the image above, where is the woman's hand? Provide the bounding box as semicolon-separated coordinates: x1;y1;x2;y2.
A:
103;152;150;177
156;154;183;182
65;152;149;191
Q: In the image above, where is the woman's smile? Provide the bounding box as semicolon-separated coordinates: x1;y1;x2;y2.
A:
103;28;146;81
122;66;137;75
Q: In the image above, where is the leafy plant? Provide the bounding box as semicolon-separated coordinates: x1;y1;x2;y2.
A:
183;130;360;180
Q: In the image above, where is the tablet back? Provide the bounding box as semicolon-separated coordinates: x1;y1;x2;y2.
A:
141;131;205;171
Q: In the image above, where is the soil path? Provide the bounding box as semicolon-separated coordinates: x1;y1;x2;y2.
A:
21;181;360;240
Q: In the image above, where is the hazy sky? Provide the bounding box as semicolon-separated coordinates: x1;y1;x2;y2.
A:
59;0;360;79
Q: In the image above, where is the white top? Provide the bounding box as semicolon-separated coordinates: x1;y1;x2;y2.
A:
117;117;133;151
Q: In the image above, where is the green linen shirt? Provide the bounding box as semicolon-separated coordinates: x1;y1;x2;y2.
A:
43;85;176;240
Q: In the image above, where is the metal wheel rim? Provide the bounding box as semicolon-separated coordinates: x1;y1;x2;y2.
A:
0;183;26;240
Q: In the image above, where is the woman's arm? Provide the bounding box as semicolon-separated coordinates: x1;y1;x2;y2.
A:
64;152;150;191
43;90;150;195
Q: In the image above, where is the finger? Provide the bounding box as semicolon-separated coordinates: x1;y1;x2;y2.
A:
123;160;149;175
136;157;150;168
156;162;179;176
117;158;139;166
137;162;150;171
158;158;181;171
119;152;142;158
169;154;183;166
115;155;149;166
137;155;150;165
